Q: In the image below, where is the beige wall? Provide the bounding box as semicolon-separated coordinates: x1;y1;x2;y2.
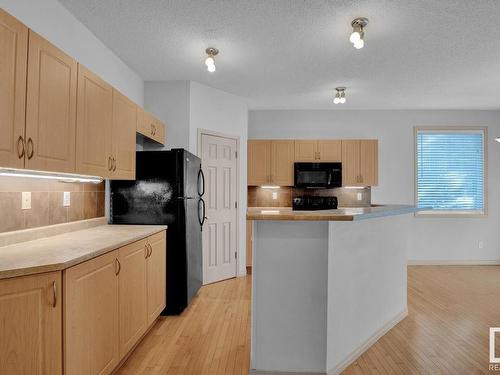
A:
0;177;105;233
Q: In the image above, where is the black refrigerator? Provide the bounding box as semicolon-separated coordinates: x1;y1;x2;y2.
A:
110;149;205;315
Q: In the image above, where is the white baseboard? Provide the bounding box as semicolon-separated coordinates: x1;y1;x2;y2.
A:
408;260;500;266
327;309;408;375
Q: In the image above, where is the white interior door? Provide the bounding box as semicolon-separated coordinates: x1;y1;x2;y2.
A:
201;133;238;284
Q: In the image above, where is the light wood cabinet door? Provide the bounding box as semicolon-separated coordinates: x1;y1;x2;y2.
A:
294;140;318;162
317;140;342;162
111;90;136;180
0;9;28;169
341;140;361;186
248;140;271;185
118;239;148;358
137;109;165;145
271;140;294;186
146;231;166;325
64;250;119;375
25;31;77;173
0;271;62;375
76;65;113;177
360;140;378;186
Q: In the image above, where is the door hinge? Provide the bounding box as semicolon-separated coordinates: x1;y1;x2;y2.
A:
235;201;238;209
235;251;238;259
235;151;238;159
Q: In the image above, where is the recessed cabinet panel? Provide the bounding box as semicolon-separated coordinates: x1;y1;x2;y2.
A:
294;140;317;162
271;140;294;186
0;271;62;375
112;90;137;180
248;140;271;185
147;231;167;325
317;140;342;162
360;140;378;186
76;65;113;177
341;140;378;187
0;9;28;169
25;31;77;173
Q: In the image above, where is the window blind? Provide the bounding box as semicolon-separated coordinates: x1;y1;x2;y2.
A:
416;130;485;213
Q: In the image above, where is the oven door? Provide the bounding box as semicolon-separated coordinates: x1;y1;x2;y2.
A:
294;162;342;188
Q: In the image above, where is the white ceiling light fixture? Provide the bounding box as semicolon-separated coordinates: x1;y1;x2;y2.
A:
333;87;346;104
205;47;219;73
350;17;368;49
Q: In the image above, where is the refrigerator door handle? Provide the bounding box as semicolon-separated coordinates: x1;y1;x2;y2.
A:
198;168;205;197
198;198;206;230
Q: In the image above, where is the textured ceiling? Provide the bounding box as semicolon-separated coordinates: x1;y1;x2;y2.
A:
58;0;500;109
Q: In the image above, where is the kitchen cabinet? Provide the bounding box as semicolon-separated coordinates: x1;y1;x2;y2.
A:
248;140;294;186
111;90;137;180
248;140;271;185
0;9;28;169
137;108;166;145
25;30;77;173
295;140;342;162
0;271;62;375
341;140;378;186
118;239;148;357
271;140;295;186
146;231;167;325
64;250;120;375
75;65;113;177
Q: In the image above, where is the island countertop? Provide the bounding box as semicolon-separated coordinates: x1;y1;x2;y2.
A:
0;224;167;280
246;204;418;221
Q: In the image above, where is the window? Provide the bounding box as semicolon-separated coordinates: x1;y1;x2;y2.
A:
415;127;487;216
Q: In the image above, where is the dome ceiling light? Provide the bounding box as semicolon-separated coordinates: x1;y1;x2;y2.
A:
333;87;346;104
349;17;368;49
205;47;219;73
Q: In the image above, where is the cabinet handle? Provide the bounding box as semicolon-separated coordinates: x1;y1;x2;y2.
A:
17;136;25;159
148;243;153;257
27;138;34;159
108;156;112;171
151;124;156;136
52;281;57;308
112;157;117;171
144;244;149;258
115;258;121;275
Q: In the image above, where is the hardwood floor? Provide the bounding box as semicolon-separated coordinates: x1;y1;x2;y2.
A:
116;276;251;375
117;266;500;375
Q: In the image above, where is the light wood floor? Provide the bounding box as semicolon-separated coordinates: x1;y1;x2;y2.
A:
117;266;500;375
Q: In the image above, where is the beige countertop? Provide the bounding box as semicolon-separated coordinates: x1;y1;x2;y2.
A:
0;224;167;280
246;205;418;221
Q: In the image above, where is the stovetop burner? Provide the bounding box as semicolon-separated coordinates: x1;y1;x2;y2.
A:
292;196;338;211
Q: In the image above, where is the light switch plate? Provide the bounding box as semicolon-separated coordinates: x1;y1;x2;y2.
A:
63;191;71;207
357;192;363;201
21;192;31;210
272;191;278;200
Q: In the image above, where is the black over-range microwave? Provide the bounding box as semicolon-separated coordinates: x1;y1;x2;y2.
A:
294;162;342;188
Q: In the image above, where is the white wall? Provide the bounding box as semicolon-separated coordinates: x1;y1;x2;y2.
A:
144;81;249;275
249;110;500;262
144;81;191;149
1;0;144;105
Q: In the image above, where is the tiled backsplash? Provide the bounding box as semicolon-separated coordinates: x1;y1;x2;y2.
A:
248;186;371;208
0;177;105;234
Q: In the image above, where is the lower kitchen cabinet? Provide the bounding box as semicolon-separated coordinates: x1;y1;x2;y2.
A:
146;231;167;325
64;250;120;375
0;272;62;375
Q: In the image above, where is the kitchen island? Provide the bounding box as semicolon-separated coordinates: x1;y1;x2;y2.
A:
247;205;418;375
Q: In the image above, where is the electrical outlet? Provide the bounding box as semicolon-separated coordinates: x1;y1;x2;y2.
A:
272;191;278;200
21;192;31;210
357;192;363;201
63;191;71;207
478;241;484;249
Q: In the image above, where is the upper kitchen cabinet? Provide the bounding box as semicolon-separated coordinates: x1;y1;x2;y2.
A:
248;140;271;185
341;140;378;186
271;140;295;186
0;9;28;169
248;140;294;186
76;65;113;177
111;90;137;180
137;108;166;145
295;140;342;162
25;31;77;173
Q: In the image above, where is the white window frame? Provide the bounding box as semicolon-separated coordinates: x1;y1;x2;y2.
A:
414;126;488;218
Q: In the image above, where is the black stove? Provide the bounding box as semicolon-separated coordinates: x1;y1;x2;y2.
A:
292;196;338;211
